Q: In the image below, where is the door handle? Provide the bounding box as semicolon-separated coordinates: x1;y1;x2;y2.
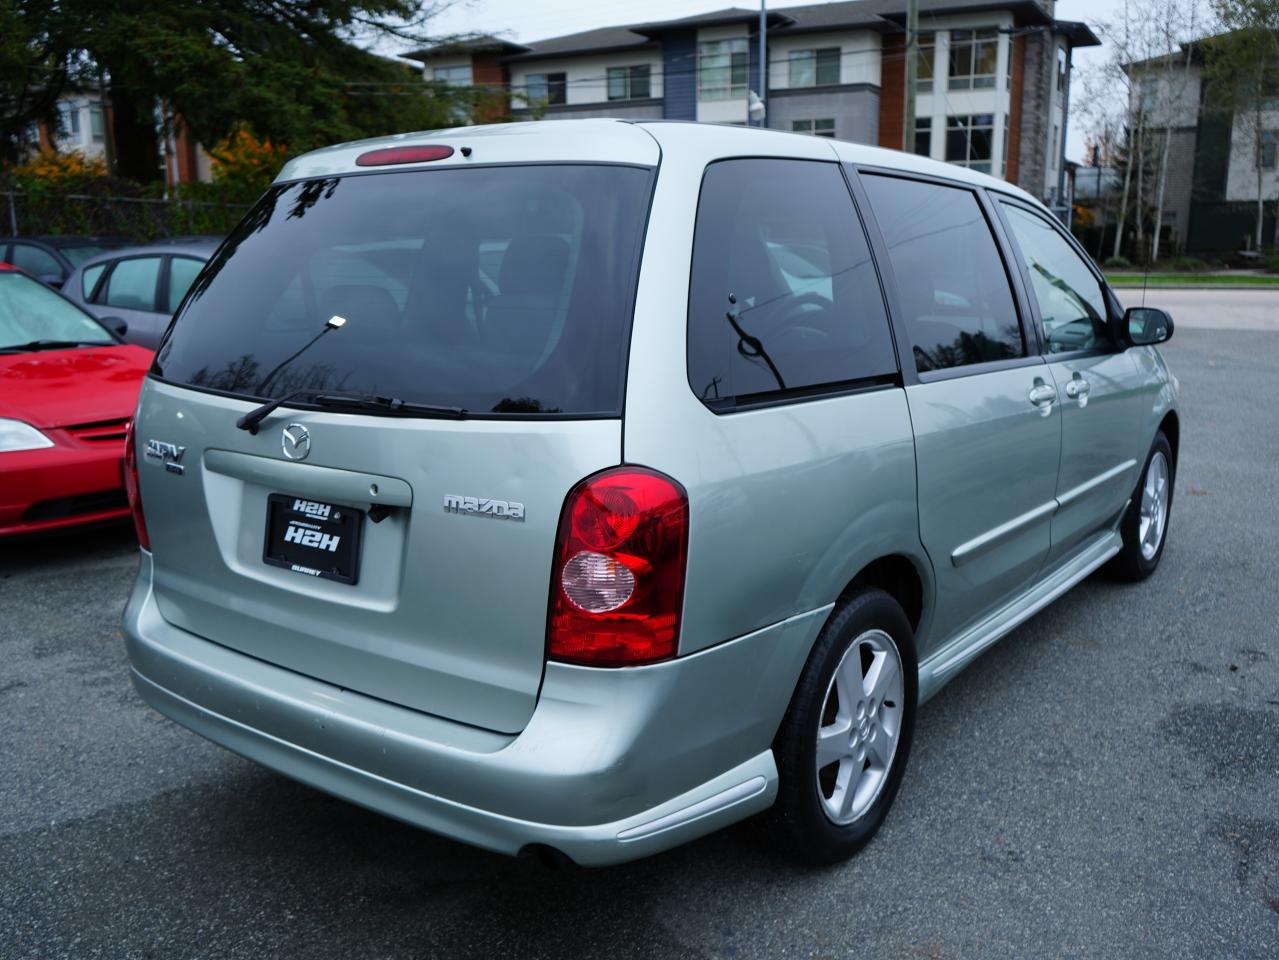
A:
1028;379;1057;416
1065;374;1091;407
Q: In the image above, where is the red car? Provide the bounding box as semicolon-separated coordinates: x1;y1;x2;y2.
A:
0;263;152;537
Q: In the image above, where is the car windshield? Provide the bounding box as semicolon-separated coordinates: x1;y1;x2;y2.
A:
154;163;654;417
0;271;115;349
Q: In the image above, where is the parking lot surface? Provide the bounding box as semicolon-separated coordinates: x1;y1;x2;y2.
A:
3;290;1277;959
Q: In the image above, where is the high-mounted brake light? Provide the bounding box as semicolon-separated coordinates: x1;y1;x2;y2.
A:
122;418;150;550
548;467;689;667
355;145;454;166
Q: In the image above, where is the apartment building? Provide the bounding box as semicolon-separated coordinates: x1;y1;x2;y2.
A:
407;0;1098;209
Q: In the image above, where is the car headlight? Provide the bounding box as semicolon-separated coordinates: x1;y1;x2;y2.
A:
0;418;55;452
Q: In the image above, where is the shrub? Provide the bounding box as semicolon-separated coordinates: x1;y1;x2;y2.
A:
1103;255;1132;269
1166;256;1209;273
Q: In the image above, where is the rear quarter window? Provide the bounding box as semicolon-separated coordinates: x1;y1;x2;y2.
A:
687;159;898;408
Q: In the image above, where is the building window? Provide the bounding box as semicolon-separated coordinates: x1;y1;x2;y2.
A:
699;38;749;101
945;114;995;173
88;106;105;143
948;29;998;90
916;32;935;92
789;48;840;87
58;101;80;138
1260;131;1278;170
607;64;651;101
433;65;472;87
527;72;567;105
1002;114;1010;173
1056;47;1068;100
793;118;836;138
914;117;932;156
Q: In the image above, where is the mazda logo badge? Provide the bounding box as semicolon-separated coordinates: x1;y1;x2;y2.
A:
281;424;311;461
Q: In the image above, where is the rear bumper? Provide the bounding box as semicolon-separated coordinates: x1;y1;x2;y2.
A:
124;553;828;865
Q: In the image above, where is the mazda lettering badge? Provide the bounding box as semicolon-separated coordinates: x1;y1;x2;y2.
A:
281;424;311;460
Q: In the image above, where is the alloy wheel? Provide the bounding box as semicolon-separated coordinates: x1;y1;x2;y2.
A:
815;629;905;825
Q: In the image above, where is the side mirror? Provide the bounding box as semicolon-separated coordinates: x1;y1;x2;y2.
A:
1123;306;1174;346
102;316;129;337
39;273;64;288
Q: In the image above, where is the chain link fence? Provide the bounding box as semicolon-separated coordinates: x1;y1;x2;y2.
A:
3;189;251;241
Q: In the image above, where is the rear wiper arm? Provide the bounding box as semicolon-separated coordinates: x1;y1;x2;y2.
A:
236;390;466;434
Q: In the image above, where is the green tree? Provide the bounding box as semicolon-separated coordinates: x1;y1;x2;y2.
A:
1;0;464;181
1203;0;1279;249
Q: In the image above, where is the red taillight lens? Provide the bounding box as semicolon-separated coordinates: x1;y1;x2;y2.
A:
122;418;150;550
548;467;689;667
355;145;454;166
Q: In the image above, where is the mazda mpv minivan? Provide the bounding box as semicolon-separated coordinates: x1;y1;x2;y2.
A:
123;120;1179;866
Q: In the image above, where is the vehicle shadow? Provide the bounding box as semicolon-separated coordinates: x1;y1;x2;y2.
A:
0;520;136;575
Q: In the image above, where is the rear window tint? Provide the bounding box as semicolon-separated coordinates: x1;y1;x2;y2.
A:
687;159;897;407
155;165;654;417
861;175;1023;372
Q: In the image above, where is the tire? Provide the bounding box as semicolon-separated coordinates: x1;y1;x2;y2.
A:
1109;431;1175;582
767;588;918;865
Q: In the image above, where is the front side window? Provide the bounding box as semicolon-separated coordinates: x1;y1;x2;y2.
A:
688;159;897;407
699;39;749;101
789;48;840;87
103;257;162;311
949;28;998;90
792;118;836;138
526;72;567;105
432;65;472;87
1000;202;1110;354
155;164;654;417
607;64;651;101
946;114;995;174
167;256;204;314
862;175;1023;373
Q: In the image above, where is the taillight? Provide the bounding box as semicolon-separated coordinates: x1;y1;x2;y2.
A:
122;418;150;550
548;467;689;666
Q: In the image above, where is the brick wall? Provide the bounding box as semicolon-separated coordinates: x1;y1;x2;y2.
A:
471;53;509;122
1006;35;1025;184
1016;32;1049;199
878;34;905;150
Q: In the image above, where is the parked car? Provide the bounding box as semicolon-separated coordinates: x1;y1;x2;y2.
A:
0;235;128;288
65;237;220;349
121;120;1179;867
0;263;151;537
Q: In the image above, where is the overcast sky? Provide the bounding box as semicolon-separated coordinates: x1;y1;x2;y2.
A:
418;0;1122;161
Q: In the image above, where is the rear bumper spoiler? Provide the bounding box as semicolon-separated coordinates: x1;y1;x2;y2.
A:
123;552;828;865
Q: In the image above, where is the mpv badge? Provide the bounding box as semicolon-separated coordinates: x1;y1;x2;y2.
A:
281;424;311;461
144;438;186;475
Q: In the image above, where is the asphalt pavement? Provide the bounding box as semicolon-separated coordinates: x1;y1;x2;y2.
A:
2;290;1277;959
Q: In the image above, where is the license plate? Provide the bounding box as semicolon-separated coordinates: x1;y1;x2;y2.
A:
263;494;363;585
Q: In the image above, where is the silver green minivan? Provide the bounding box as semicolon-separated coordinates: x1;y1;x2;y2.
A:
122;120;1179;866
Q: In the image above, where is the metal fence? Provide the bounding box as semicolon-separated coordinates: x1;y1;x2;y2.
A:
3;190;251;242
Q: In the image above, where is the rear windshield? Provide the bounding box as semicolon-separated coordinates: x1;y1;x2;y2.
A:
153;164;654;416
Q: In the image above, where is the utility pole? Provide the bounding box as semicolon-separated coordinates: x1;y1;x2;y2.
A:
758;0;767;128
903;0;918;152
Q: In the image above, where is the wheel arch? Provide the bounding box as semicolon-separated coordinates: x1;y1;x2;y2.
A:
832;554;928;635
1158;409;1180;470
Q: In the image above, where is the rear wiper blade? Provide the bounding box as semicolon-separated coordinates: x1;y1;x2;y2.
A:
236;389;466;434
0;339;103;353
